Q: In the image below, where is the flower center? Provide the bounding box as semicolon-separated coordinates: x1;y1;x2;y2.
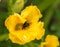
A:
15;22;29;30
43;45;48;47
15;23;22;30
22;22;29;29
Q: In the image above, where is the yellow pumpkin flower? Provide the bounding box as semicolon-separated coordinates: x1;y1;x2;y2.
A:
5;6;45;45
40;35;59;47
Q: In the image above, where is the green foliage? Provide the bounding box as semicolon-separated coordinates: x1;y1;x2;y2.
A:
7;0;24;13
31;0;57;11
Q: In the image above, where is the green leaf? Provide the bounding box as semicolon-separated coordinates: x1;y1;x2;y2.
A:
55;9;60;21
53;23;60;38
0;12;9;41
0;0;7;12
24;0;27;4
42;0;59;30
32;0;57;12
0;34;8;41
0;12;8;34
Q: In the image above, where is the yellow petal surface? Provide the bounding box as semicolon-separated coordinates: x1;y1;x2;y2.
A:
9;21;44;44
5;13;26;32
21;5;42;23
40;35;59;47
45;35;59;47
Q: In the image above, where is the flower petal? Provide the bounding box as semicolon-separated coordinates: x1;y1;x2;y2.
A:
21;6;42;23
5;13;26;32
40;35;59;47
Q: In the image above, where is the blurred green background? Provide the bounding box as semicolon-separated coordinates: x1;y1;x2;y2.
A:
0;0;60;47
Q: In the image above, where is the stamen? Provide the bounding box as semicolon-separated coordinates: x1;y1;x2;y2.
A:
22;22;29;29
15;22;29;30
43;45;47;47
15;23;22;30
